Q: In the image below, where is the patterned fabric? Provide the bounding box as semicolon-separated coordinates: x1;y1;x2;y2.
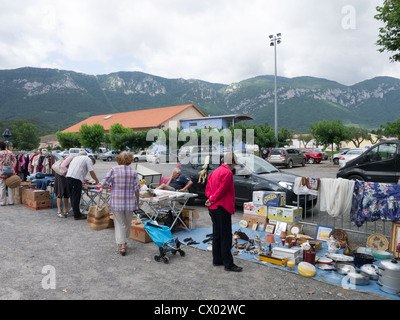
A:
101;165;140;212
351;181;400;227
0;150;16;179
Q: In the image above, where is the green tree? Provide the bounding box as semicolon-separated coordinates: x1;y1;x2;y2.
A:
309;120;348;155
56;131;81;150
369;128;384;144
375;0;400;62
11;120;40;151
345;126;370;148
297;133;313;148
381;119;400;139
232;122;276;156
278;128;294;147
109;123;133;150
79;123;105;152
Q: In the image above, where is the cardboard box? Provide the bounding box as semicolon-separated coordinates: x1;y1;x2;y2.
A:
22;188;50;202
244;202;255;215
23;199;52;210
243;202;268;217
129;218;152;243
242;214;268;230
181;208;199;229
272;247;303;263
268;205;302;223
14;185;30;204
253;191;286;206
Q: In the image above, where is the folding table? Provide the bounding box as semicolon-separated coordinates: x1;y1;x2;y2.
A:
80;185;111;214
139;189;198;231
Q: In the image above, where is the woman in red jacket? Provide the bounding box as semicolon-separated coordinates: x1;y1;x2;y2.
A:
205;152;242;272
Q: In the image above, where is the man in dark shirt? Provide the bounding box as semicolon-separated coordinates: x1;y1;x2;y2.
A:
157;168;193;192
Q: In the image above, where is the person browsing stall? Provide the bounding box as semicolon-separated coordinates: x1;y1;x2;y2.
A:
157;167;193;192
54;153;76;218
100;152;140;256
205;152;242;272
66;152;99;220
0;141;17;206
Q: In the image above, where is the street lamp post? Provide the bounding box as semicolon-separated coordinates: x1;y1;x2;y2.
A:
269;33;282;147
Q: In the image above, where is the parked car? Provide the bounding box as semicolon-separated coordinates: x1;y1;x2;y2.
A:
69;148;95;158
266;148;306;169
133;150;147;162
333;149;351;165
337;140;400;183
310;148;328;160
99;150;120;161
178;145;218;162
179;152;315;208
298;148;323;164
59;150;69;157
146;150;171;164
338;148;364;168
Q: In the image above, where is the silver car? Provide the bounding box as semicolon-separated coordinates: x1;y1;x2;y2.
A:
267;148;306;169
99;150;120;161
338;148;364;168
133;150;147;162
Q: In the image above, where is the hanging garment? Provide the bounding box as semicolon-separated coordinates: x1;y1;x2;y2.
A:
350;181;400;227
319;178;354;217
293;177;320;196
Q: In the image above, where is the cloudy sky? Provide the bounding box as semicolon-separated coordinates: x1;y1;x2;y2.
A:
0;0;399;85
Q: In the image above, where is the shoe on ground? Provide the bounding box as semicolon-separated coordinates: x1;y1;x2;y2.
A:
224;264;243;272
58;213;68;218
74;214;87;220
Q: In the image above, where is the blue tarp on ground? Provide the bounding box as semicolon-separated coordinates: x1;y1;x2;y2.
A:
175;223;400;300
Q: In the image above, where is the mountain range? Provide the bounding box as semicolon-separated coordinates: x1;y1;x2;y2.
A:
1;67;400;133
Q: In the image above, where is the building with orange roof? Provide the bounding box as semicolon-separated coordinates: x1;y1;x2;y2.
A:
63;104;206;133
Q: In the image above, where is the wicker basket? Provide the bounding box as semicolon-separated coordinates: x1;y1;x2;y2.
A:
6;175;21;188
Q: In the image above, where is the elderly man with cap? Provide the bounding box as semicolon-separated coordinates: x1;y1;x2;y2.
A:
205;152;242;272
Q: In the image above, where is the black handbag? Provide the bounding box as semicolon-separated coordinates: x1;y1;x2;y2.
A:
234;229;249;241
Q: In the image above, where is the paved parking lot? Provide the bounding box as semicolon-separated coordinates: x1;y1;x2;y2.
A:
0;158;393;302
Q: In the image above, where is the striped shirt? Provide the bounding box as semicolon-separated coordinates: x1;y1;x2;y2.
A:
100;165;140;212
66;156;94;183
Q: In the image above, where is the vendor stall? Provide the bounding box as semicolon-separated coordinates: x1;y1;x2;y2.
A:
139;189;198;231
80;185;111;214
134;164;162;187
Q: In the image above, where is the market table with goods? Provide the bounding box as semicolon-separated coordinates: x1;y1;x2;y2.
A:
175;190;400;300
10;172;400;299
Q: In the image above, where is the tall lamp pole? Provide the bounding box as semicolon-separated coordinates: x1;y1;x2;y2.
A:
269;33;282;147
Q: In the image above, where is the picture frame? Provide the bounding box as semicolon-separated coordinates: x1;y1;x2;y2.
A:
315;224;334;241
390;222;400;260
251;222;258;231
257;223;265;232
274;221;287;236
265;223;275;234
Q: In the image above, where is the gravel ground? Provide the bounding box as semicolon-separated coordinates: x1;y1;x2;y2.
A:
0;160;395;303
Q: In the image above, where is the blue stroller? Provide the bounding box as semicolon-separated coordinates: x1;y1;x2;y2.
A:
143;220;185;264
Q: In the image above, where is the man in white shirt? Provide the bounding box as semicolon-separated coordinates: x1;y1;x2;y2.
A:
66;154;99;220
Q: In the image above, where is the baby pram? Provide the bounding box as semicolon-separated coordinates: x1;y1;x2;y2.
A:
143;220;185;264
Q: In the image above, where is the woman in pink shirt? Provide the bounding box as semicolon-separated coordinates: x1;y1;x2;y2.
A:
205;152;242;272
